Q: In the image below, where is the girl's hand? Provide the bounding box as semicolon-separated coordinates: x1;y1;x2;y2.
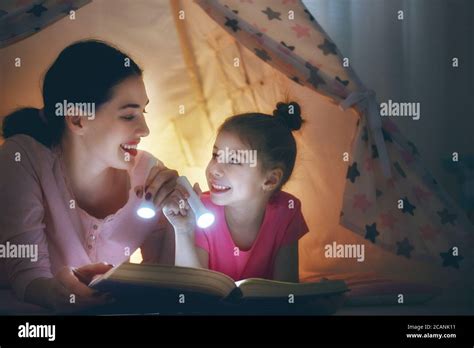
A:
25;262;114;313
162;183;203;234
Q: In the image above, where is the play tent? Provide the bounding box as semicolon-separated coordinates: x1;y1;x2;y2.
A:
1;0;472;307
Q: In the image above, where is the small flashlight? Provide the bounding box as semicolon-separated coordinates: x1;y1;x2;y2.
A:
176;176;215;228
137;156;159;219
136;171;215;228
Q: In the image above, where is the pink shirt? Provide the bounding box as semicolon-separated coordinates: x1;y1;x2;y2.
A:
0;135;171;300
195;191;309;281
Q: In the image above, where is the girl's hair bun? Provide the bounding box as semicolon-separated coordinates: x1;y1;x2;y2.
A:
273;101;303;131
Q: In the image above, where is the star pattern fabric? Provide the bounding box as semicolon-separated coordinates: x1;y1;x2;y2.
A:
396;238;414;258
340;114;472;268
196;0;354;102
225;17;240;32
261;7;281;21
0;0;91;48
27;4;48;17
365;223;380;243
440;248;464;269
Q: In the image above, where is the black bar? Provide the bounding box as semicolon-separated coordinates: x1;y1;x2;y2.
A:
0;315;472;346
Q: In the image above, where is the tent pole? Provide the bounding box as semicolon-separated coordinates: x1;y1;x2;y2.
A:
169;0;214;131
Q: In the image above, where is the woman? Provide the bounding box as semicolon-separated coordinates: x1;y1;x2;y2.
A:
0;40;187;312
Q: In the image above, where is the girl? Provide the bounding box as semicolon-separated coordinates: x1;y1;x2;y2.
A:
0;40;186;312
164;102;309;282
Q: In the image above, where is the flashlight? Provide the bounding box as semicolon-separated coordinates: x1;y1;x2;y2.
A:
176;176;215;228
137;156;159;219
136;170;215;228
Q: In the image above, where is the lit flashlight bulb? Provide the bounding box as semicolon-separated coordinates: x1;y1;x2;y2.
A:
177;176;215;228
136;200;156;219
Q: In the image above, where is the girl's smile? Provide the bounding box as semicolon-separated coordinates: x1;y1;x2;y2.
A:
206;131;267;207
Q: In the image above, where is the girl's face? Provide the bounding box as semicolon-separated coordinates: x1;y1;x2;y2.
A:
206;131;268;206
73;75;150;170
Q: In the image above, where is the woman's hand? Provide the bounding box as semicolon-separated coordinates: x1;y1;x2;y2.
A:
25;262;114;313
135;163;181;210
162;183;203;234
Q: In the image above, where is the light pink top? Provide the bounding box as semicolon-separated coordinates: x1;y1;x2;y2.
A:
195;191;309;281
0;134;171;300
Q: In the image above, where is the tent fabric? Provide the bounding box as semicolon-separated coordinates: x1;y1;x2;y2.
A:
0;0;472;293
0;0;91;49
192;0;473;269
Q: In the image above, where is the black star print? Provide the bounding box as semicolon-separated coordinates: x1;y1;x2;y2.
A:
396;238;414;258
371;145;379;159
437;208;457;225
262;7;281;21
346;162;360;183
305;62;326;89
223;5;238;14
365;223;380;243
382;128;393;142
318;38;337;55
407;141;419;156
440;247;463;269
290;76;303;85
401;196;416;216
394;162;407;178
304;9;315;21
225;17;240;32
280;42;295;51
361;127;368;142
335;76;349;86
27;4;47;17
62;5;78;15
376;189;383;198
254;48;271;62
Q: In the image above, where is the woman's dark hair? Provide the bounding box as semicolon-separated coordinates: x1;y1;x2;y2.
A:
219;101;304;191
2;40;142;147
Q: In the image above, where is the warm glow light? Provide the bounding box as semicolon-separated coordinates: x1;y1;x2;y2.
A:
197;212;215;229
136;201;156;219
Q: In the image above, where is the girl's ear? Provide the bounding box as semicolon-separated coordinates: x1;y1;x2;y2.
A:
263;168;283;192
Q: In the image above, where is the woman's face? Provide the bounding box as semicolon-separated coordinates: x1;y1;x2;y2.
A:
206;131;266;206
76;75;150;170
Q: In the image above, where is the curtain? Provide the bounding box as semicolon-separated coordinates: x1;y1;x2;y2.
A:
0;0;91;48
195;0;473;269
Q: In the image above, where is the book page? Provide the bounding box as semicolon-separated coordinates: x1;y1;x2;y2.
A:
236;278;348;299
91;263;238;299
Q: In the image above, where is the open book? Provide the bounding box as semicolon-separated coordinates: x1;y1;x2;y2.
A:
89;263;349;314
